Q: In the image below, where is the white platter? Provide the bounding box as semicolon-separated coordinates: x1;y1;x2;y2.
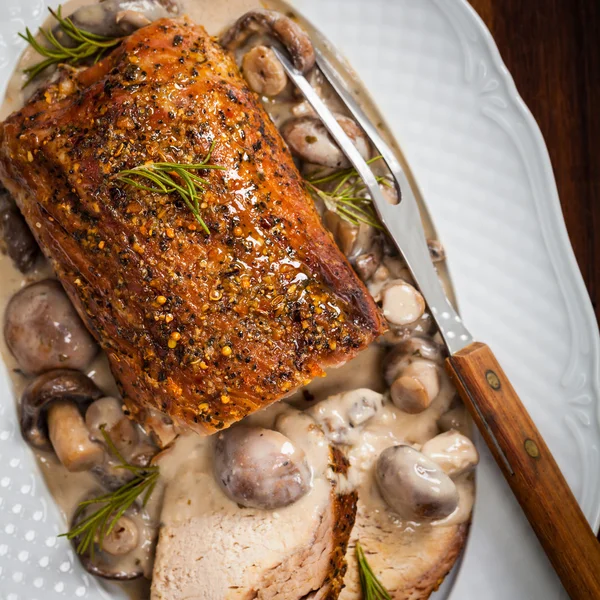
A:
0;1;599;599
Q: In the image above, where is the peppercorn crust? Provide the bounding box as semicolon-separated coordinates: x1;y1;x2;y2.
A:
0;18;386;434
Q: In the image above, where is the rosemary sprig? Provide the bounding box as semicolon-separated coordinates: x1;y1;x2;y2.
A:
356;541;392;600
305;156;390;229
19;6;122;86
116;141;225;234
60;426;159;556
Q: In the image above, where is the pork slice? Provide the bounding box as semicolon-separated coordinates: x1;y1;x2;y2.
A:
151;408;356;600
0;17;385;435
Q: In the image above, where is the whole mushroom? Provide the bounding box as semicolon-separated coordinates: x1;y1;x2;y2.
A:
382;338;444;414
380;279;426;327
213;426;311;509
221;10;315;74
383;337;444;384
421;430;479;477
375;445;458;521
281;115;370;168
85;396;157;490
242;45;288;96
20;369;104;471
57;0;180;40
4;279;97;375
0;187;40;273
71;497;153;580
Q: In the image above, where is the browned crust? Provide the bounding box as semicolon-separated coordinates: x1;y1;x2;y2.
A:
324;490;358;599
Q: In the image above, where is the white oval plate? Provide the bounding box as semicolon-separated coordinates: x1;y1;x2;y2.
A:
0;1;598;599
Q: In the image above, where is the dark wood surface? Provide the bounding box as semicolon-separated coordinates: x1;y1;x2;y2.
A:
467;0;599;324
446;343;600;598
468;0;600;541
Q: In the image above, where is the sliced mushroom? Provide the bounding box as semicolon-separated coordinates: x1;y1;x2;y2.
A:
380;279;426;327
0;187;40;273
220;10;315;74
308;388;383;444
4;279;98;375
20;369;103;452
242;45;287;96
71;497;153;580
390;359;440;414
281;115;370;168
421;431;479;477
57;0;179;40
213;426;311;509
375;445;459;520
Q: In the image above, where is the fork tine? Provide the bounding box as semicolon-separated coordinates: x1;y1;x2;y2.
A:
271;45;473;354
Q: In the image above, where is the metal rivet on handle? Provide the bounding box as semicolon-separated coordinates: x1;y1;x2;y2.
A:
486;370;501;390
524;439;540;459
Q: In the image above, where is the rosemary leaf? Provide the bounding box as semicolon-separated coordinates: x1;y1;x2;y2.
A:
115;142;225;235
60;426;159;556
356;542;392;600
19;5;122;86
305;156;388;229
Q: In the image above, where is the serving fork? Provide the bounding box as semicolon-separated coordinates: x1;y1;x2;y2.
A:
271;45;600;600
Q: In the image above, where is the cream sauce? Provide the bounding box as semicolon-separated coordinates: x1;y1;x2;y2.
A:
0;0;473;598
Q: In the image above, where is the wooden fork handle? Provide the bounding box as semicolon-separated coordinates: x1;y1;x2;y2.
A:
445;341;600;600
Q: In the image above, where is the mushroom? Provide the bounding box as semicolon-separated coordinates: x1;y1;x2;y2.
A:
323;210;377;260
4;279;98;375
213;426;311;509
308;388;383;444
380;279;426;327
437;406;470;435
242;45;288;96
85;396;139;457
281;115;370;168
142;408;177;448
383;337;444;385
84;396;157;489
375;445;459;520
20;369;104;471
57;0;179;41
389;359;440;414
354;249;382;282
0;187;40;273
99;515;140;556
380;311;435;345
220;10;315;74
421;431;479;477
71;497;152;580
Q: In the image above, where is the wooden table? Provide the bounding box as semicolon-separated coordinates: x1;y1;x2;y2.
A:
469;0;600;538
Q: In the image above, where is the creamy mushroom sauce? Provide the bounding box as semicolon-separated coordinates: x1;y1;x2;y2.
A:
0;0;475;597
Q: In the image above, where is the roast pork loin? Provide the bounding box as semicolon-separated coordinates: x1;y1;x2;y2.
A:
0;18;385;434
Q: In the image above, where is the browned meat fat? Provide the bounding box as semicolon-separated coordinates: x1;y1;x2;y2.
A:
0;18;385;434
